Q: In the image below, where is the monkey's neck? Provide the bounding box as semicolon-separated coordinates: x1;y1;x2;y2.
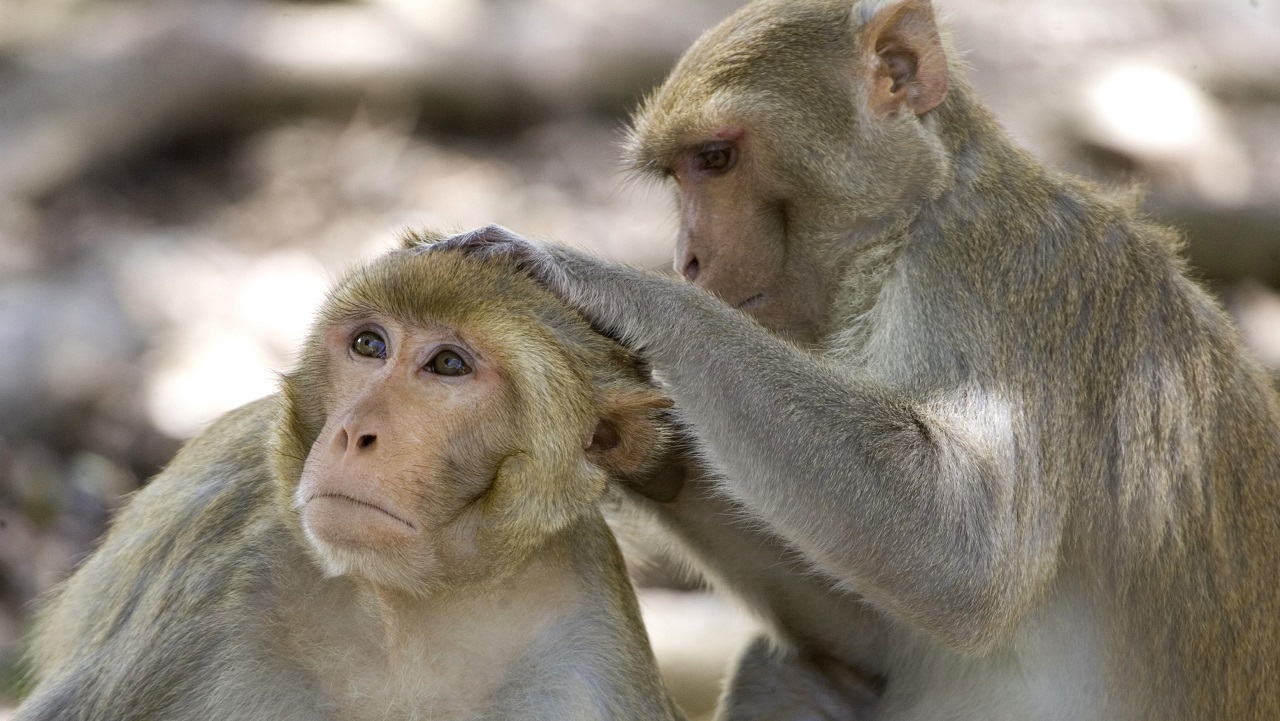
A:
824;83;1069;355
924;80;1069;235
360;549;584;663
285;550;584;718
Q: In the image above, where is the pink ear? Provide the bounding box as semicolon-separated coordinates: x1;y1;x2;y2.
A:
858;0;949;116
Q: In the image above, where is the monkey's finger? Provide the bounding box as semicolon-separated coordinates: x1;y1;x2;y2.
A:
417;225;565;285
414;225;588;311
421;224;534;256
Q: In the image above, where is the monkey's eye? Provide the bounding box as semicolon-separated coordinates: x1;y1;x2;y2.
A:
351;330;388;359
426;349;471;376
695;144;736;174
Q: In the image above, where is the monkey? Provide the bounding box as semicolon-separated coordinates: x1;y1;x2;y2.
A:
14;235;687;721
425;0;1280;718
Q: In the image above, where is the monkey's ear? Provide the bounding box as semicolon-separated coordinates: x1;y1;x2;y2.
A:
857;0;949;116
588;391;672;477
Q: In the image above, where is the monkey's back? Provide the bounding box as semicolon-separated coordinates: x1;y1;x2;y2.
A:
17;397;325;721
886;168;1280;719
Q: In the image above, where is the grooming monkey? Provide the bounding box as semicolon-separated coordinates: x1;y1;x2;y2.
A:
430;0;1280;719
16;236;685;721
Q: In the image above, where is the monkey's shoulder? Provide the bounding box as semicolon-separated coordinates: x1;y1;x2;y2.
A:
55;402;287;600
41;395;294;621
19;396;311;720
94;395;289;562
161;395;284;485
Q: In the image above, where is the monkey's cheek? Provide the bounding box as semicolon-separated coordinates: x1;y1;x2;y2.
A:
301;496;420;552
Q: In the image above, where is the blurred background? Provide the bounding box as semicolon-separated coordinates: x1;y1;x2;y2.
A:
0;0;1277;717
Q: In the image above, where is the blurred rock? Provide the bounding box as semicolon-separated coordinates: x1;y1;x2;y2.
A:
0;268;140;415
1077;62;1252;205
1227;279;1280;370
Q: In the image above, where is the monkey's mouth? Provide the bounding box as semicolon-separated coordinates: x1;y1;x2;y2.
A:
311;493;417;532
735;293;765;310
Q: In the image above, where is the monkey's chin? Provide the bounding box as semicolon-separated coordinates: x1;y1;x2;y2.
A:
302;495;419;552
306;542;440;596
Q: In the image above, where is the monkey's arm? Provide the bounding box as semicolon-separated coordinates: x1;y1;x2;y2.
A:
717;636;880;721
434;228;1046;651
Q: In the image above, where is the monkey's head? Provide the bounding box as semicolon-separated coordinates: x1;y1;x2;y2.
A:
624;0;953;344
273;234;671;595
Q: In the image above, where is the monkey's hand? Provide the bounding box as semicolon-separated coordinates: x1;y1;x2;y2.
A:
423;225;550;269
423;224;575;297
424;224;686;353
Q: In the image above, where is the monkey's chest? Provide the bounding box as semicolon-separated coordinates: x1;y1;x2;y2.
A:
301;620;554;720
285;575;580;720
874;592;1110;721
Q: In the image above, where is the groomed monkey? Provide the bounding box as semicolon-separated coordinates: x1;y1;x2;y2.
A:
429;1;1280;719
15;236;685;721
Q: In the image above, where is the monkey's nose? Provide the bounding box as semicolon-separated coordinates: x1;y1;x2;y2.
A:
683;256;700;282
334;428;378;454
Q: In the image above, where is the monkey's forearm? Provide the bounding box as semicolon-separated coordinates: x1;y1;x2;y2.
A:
634;475;893;661
557;251;1042;648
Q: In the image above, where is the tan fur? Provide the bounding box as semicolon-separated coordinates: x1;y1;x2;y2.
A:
617;2;1280;718
15;244;684;721
427;2;1280;719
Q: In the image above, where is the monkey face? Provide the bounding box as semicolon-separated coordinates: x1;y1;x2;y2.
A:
623;95;845;345
294;314;514;592
666;131;834;345
623;0;954;346
278;248;672;596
